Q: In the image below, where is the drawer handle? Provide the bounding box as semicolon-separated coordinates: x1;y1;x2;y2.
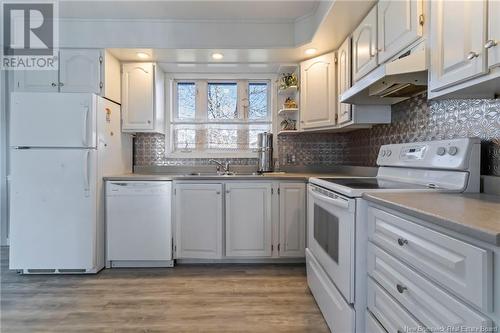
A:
467;51;479;60
396;284;408;294
397;238;408;246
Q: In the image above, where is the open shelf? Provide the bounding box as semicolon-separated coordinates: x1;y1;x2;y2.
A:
278;108;299;115
277;130;301;135
278;85;298;95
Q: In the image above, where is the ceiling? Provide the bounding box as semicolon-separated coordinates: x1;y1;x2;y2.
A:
59;1;319;21
59;0;376;71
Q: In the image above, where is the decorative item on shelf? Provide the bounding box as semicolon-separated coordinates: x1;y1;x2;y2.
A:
279;72;298;91
280;118;297;131
283;97;298;109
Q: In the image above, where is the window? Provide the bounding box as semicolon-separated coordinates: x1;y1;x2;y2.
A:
169;79;272;157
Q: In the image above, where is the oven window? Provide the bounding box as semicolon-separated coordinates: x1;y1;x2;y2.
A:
314;204;339;263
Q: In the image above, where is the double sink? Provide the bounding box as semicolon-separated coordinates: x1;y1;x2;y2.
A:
187;172;262;177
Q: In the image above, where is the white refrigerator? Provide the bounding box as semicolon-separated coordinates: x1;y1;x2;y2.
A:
9;92;132;273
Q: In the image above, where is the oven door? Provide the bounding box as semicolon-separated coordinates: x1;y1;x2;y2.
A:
307;184;355;303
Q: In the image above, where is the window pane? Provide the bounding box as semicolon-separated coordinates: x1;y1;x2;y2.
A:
208;82;238;120
248;82;269;120
249;125;272;149
207;127;238;150
177;82;196;120
173;125;196;151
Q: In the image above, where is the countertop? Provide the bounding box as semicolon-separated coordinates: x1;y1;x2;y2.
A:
363;192;500;246
104;172;360;182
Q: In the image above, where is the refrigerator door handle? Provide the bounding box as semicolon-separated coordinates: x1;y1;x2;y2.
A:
83;150;90;197
82;106;90;147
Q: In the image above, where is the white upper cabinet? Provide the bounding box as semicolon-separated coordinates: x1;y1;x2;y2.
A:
103;50;122;103
225;183;272;257
59;49;102;94
300;52;336;130
352;6;378;82
377;0;423;64
174;184;223;259
487;0;500;69
12;49;120;100
12;70;59;92
278;183;306;258
122;62;165;133
429;0;488;92
337;37;352;124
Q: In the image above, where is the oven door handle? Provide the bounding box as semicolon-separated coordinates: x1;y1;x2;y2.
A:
310;189;350;209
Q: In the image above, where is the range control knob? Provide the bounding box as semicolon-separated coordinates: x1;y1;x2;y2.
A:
436;147;446;156
381;150;387;157
386;150;392;157
448;146;458;156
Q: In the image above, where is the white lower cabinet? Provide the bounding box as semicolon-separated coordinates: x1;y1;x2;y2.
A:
367;206;492;311
225;183;273;257
278;183;306;257
367;277;423;333
366;310;388;333
174;184;223;259
174;181;306;260
367;243;492;330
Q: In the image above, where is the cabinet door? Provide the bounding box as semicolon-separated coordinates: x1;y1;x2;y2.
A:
487;0;500;68
337;37;352;124
278;183;306;257
225;183;272;257
13;70;58;92
377;0;423;64
352;6;378;82
300;52;336;129
122;63;154;131
175;184;223;259
103;50;121;103
59;49;102;93
429;0;487;92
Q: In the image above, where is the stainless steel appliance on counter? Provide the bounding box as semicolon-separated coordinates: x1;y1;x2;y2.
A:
257;132;273;173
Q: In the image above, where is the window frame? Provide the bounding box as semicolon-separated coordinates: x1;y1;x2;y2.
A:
166;74;276;158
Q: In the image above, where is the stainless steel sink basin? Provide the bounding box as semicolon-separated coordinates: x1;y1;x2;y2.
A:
186;172;262;177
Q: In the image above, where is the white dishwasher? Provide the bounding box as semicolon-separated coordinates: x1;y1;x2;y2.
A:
106;181;173;268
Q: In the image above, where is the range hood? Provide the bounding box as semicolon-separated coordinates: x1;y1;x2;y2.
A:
340;42;428;105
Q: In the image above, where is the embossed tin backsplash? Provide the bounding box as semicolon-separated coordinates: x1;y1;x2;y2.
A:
134;93;500;176
279;93;500;175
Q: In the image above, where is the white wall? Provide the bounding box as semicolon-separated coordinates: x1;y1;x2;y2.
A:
0;70;8;245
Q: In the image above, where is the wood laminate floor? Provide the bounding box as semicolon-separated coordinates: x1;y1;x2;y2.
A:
0;247;329;332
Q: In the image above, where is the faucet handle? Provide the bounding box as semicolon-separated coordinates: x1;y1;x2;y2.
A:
224;162;230;172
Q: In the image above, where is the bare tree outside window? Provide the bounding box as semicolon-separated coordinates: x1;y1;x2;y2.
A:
248;83;269;120
208;83;238;120
177;82;196;119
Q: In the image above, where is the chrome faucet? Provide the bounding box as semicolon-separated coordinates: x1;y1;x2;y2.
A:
209;159;230;174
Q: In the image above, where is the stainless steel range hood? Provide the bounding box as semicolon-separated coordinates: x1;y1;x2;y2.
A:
340;42;428;105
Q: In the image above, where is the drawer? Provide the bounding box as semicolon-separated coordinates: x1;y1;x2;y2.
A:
366;310;387;333
367;277;422;333
368;243;492;331
367;206;492;311
305;249;355;333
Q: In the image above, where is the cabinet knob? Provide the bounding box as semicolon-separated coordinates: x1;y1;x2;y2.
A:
51;82;57;87
397;238;408;246
396;284;408;294
58;82;64;87
147;120;151;124
467;51;479;60
485;40;498;49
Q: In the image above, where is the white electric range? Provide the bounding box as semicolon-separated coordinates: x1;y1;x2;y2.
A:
305;138;481;333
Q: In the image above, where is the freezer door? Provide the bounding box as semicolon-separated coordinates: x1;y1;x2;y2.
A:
9;92;97;148
9;148;98;271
